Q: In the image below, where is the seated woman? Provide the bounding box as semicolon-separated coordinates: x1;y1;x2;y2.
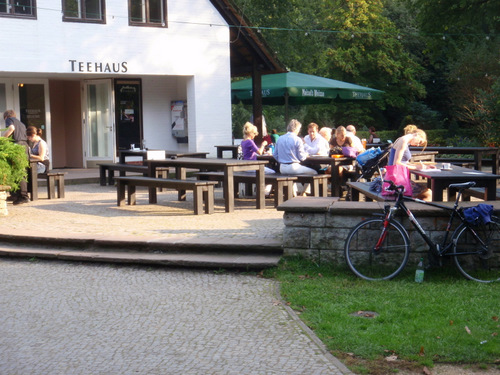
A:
27;126;50;174
240;122;275;195
388;126;432;201
329;126;355;190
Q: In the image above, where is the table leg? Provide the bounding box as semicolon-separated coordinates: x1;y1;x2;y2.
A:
492;150;499;175
474;152;482;171
330;160;341;197
485;181;497;201
148;164;156;200
176;167;187;201
224;167;234;213
256;165;265;209
29;162;38;201
431;180;444;201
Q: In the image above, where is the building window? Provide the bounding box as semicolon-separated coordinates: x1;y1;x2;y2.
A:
0;0;37;18
62;0;105;23
129;0;167;27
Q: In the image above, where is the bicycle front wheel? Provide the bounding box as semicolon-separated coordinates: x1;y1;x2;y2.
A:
344;218;410;281
453;217;500;283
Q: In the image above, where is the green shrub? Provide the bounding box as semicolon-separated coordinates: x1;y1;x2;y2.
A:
0;137;29;191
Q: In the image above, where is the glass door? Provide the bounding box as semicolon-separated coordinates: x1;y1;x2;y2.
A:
84;80;114;164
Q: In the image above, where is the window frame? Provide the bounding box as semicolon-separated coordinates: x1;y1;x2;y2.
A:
62;0;106;24
0;0;37;19
129;0;167;28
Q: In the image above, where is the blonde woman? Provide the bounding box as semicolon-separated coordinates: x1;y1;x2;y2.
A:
240;122;275;195
388;126;432;200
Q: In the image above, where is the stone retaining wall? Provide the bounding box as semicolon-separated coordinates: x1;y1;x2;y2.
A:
278;197;500;265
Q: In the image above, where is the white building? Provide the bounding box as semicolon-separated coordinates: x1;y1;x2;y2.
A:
0;0;282;167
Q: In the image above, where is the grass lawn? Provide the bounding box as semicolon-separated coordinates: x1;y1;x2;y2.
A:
263;256;500;374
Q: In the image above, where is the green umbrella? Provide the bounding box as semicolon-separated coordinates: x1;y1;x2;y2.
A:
231;71;384;106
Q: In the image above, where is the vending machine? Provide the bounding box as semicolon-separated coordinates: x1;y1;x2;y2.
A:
171;100;188;143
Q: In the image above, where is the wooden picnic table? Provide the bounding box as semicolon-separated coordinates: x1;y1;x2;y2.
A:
215;145;240;159
118;149;208;164
146;158;269;213
257;154;354;197
411;164;500;201
410;146;499;175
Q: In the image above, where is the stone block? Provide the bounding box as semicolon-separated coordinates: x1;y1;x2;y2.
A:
283;212;326;228
282;227;310;249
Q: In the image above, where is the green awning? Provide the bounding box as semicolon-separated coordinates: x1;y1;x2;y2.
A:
231;71;384;105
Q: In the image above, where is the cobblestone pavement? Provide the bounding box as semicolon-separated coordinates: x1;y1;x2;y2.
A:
0;183;351;374
0;258;350;375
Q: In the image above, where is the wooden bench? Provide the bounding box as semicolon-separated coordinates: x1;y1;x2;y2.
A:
461;187;500;201
30;172;66;200
114;176;218;215
195;172;298;207
293;174;330;197
98;163;169;186
347;181;395;202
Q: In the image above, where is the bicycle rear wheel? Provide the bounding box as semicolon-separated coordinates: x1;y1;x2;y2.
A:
453;217;500;283
344;218;410;281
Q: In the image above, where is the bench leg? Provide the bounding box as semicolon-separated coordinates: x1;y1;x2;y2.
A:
311;179;320;197
56;175;65;198
193;186;204;215
156;167;168;192
108;170;115;185
285;182;294;201
204;185;214;214
117;181;126;206
274;181;285;207
47;176;56;199
128;185;137;205
320;178;328;197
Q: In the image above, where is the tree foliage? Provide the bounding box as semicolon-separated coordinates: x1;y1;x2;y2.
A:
231;0;500;144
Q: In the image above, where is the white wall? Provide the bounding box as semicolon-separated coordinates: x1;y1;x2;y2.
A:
0;0;233;155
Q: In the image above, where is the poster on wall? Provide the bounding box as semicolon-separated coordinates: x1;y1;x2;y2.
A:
171;100;188;143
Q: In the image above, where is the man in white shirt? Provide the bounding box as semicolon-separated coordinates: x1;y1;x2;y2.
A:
346;124;365;153
274;119;317;195
304;123;330;156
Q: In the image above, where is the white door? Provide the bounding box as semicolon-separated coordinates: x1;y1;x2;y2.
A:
83;80;114;166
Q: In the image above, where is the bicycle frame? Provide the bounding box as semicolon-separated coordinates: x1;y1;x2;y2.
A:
380;187;488;258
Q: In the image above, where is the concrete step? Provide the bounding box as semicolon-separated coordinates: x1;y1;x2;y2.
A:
0;233;283;270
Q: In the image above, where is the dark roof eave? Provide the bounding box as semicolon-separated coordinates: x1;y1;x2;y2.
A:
209;0;286;76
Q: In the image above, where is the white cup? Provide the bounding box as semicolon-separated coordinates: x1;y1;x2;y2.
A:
130;144;135;149
442;163;451;170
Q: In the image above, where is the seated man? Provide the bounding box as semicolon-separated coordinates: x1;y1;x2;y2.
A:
304;122;330;156
274;119;317;195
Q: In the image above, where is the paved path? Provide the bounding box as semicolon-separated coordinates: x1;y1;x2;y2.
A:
2;184;284;241
0;183;352;374
0;258;351;374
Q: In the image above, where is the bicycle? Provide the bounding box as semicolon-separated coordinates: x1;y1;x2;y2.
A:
344;180;500;282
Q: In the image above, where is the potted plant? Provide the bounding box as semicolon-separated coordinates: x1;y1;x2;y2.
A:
0;137;29;214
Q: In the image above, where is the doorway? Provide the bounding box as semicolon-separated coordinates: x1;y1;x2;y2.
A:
0;78;51;152
83;80;114;167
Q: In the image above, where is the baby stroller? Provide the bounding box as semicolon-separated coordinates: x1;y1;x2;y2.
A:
355;144;392;182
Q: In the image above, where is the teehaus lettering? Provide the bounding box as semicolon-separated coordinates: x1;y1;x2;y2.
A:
69;60;128;73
